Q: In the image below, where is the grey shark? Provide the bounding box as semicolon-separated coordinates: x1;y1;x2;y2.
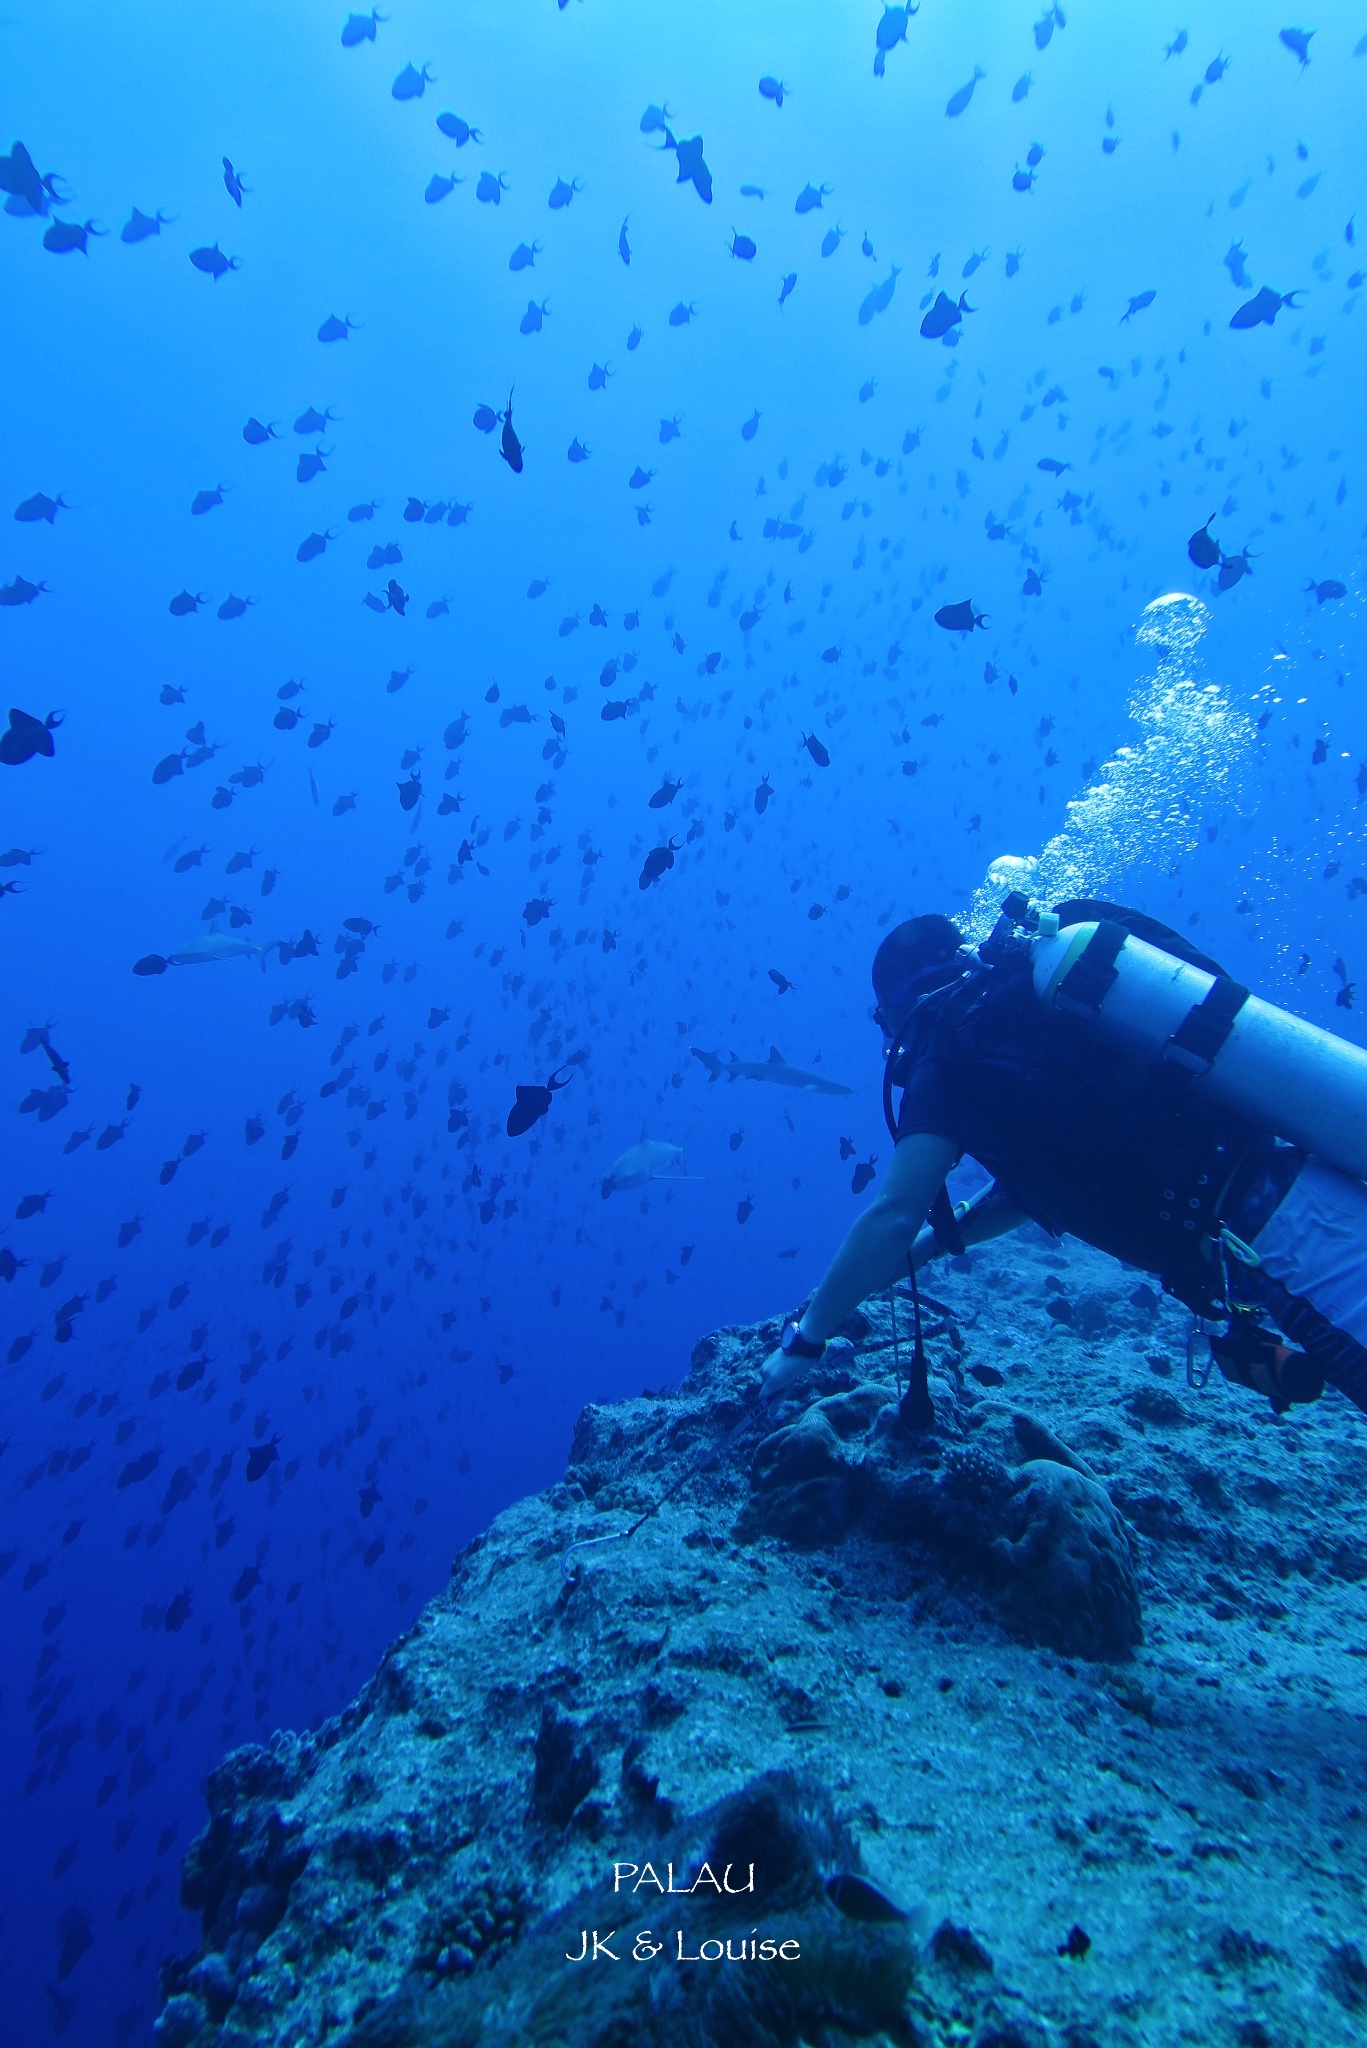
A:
601;1125;702;1198
690;1045;853;1096
165;932;278;970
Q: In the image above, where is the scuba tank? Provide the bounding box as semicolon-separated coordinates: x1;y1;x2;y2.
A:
1026;910;1367;1184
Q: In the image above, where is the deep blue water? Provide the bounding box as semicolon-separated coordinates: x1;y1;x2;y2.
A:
2;2;1363;2040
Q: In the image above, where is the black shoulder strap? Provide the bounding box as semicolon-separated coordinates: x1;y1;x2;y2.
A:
1053;919;1129;1017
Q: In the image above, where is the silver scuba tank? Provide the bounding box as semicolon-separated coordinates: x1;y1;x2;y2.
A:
1030;920;1367;1184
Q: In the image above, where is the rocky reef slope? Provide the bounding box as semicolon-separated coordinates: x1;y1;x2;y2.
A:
157;1229;1367;2048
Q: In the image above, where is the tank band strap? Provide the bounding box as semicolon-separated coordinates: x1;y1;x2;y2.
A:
1054;919;1128;1016
1164;975;1250;1075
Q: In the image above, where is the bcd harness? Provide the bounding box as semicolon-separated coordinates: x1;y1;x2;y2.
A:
880;895;1323;1416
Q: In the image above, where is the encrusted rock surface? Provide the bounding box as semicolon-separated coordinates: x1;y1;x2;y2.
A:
158;1230;1367;2047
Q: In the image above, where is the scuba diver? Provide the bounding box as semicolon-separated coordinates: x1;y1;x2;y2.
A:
763;895;1367;1426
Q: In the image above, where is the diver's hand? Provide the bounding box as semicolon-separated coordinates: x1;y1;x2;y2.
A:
759;1346;811;1400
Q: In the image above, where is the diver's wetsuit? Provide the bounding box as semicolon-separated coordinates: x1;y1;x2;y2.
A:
892;916;1367;1415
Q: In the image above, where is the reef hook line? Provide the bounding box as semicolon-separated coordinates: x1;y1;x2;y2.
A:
560;1387;768;1583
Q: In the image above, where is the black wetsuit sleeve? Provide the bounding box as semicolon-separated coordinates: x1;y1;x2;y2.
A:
894;1056;965;1146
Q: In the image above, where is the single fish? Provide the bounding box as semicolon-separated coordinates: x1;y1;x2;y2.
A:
1229;284;1302;329
189;243;240;282
436;111;481;144
920;290;973;339
120;207;174;243
341;9;387;46
1188;518;1222;569
690;1046;853;1095
164;932;275;970
934;599;988;631
507;1064;574;1136
946;66;986;118
0;708;61;764
392;61;435;101
500;387;524;472
601;1126;699;1197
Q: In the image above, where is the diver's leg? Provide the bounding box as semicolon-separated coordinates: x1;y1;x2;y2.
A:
1248;1159;1367;1411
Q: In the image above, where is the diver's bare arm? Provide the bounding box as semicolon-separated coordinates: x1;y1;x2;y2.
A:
798;1133;958;1343
910;1182;1027;1270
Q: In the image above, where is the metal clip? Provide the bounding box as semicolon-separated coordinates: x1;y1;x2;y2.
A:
1186;1315;1214;1389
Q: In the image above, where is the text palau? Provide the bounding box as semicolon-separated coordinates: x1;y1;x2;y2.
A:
610;1860;755;1894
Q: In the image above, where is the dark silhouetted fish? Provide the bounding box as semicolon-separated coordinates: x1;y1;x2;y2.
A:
1188;518;1222;569
1;708;61;765
14;491;71;524
946;66;986;117
245;1434;281;1480
294;405;337;435
920;290;972;338
189;243;239;281
436;112;482;144
934;599;988;631
500;388;524;472
43;217;104;255
795;181;832;213
507;1065;573;1135
639;837;683;888
392;61;435;100
673;135;712;203
1229;285;1302;328
341;9;386;46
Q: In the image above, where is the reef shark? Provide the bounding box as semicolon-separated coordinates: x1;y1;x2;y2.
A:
601;1125;701;1198
690;1046;853;1096
166;931;280;970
